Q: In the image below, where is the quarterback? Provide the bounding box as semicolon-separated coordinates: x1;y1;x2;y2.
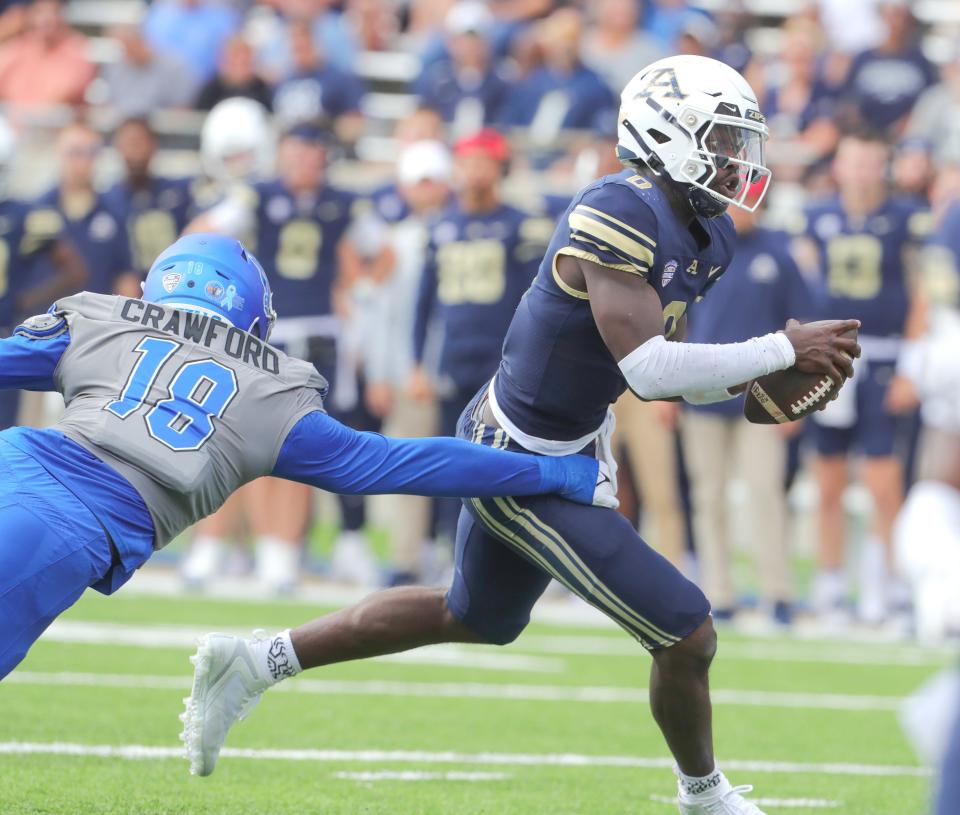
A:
0;232;615;680
185;57;859;814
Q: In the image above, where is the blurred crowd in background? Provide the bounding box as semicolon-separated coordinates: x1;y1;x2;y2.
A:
0;0;959;637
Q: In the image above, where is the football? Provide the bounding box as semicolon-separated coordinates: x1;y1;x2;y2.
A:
743;322;859;424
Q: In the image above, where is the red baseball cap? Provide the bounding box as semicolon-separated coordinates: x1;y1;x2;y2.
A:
453;128;511;163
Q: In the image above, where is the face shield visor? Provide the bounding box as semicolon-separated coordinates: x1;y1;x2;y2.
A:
679;112;772;212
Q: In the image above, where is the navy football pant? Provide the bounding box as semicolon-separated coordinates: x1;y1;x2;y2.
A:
935;701;960;815
446;388;710;648
0;445;113;679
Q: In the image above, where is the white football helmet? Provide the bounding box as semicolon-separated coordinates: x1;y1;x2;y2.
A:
617;55;771;217
0;116;16;199
200;97;275;183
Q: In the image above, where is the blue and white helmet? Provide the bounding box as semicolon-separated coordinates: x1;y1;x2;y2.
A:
142;233;277;341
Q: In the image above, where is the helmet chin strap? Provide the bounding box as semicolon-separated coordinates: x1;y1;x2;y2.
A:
685;183;729;219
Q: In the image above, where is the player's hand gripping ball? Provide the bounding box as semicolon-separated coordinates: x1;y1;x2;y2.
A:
744;319;860;424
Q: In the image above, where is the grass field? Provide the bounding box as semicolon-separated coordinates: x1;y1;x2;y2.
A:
1;572;948;815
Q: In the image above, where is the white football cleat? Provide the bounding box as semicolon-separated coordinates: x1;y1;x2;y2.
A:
677;777;767;814
180;632;271;776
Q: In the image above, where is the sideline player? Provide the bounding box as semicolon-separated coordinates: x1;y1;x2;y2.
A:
797;130;927;624
185;56;859;814
0;232;614;679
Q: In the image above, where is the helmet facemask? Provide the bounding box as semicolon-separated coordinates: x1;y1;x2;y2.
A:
676;111;771;215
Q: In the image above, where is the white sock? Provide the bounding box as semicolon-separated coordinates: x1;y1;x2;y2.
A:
253;629;303;685
677;767;726;798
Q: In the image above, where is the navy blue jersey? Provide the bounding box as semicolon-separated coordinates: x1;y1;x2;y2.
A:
802;196;928;339
369;182;411;225
103;176;193;273
687;226;815;417
842;47;937;132
414;60;509;125
33;190;133;296
0;200;65;329
923;199;960;308
494;170;735;442
497;64;616;131
249;180;357;319
414;202;550;389
272;66;365;124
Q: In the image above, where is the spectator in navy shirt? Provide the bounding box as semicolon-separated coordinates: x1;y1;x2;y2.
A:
681;201;815;626
497;8;615;147
272;20;365;141
760;17;839;180
103;118;193;275
414;1;509;137
33;122;136;297
840;0;937;135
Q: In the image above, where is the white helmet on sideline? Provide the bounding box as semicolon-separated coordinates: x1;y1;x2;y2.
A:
200;97;275;183
617;55;771;218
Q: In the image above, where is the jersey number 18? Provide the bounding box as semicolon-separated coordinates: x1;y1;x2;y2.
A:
105;337;239;452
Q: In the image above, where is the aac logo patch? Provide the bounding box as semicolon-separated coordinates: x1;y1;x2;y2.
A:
161;272;181;292
662;259;678;286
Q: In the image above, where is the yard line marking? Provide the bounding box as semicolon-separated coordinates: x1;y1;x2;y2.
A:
6;671;905;711
650;794;839;809
514;635;951;668
40;619;949;670
0;742;933;778
39;622;565;674
334;771;509;782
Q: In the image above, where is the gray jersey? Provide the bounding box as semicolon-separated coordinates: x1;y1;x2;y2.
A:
52;293;326;548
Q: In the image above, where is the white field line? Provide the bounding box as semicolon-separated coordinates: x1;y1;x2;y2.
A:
649;794;839;809
0;741;932;778
334;771;509;782
40;622;564;674
41;620;950;671
5;671;905;712
515;635;952;668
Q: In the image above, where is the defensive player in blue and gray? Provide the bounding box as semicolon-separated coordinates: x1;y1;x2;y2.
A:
0;232;616;681
183;56;859;815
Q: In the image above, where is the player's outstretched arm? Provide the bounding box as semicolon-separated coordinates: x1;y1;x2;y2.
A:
271;410;610;506
569;255;860;403
0;314;71;391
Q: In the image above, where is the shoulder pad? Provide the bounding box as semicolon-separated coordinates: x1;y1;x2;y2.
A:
14;311;68;340
565;177;658;277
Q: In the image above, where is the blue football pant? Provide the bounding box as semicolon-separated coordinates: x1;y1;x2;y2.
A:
0;444;113;679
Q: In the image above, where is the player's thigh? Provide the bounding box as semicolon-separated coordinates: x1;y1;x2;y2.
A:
469;494;710;650
446;504;551;645
0;501;111;678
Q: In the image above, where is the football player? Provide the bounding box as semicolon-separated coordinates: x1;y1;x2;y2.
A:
188;121;383;589
796;130;928;624
0;115;86;429
184;55;859;814
103;117;193;276
894;194;960;642
0;232;612;680
410;128;552;549
33;121;138;297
